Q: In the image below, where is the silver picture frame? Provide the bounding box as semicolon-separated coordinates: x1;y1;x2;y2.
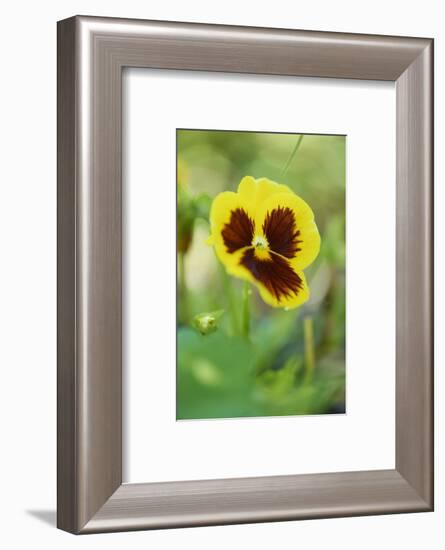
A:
57;16;433;533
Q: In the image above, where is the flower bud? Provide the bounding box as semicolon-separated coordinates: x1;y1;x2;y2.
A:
192;310;224;336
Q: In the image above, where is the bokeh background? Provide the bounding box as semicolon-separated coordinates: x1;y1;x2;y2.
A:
177;129;345;420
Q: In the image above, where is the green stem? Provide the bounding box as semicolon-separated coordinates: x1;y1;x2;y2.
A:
281;134;304;177
303;316;315;384
220;263;239;335
241;281;251;340
178;252;188;323
318;269;338;357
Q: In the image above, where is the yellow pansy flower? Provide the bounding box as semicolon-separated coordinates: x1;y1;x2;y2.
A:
207;176;321;309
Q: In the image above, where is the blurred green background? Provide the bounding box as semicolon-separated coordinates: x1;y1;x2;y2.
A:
177;129;345;420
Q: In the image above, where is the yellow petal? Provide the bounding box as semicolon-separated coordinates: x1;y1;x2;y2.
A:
237;176;293;212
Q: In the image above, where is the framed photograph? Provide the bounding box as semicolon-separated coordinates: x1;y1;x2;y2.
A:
57;16;433;534
175;129;345;421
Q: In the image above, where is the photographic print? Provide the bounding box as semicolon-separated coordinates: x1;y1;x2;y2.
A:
177;129;345;420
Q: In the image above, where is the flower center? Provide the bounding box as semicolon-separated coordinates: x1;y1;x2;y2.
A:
252;235;269;250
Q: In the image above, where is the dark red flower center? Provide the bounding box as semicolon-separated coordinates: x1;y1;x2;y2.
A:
221;208;254;253
262;206;302;258
240;248;303;301
221;207;304;301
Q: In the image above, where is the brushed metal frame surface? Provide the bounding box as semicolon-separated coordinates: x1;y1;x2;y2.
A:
57;15;434;534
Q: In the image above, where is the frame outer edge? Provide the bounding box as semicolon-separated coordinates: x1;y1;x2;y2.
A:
57;16;78;533
77;15;124;530
395;40;434;507
58;15;124;533
76;15;429;81
79;470;429;533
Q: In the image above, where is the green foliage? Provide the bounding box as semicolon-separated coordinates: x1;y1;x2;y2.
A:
177;190;211;253
177;328;345;419
177;329;256;419
177;130;346;419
